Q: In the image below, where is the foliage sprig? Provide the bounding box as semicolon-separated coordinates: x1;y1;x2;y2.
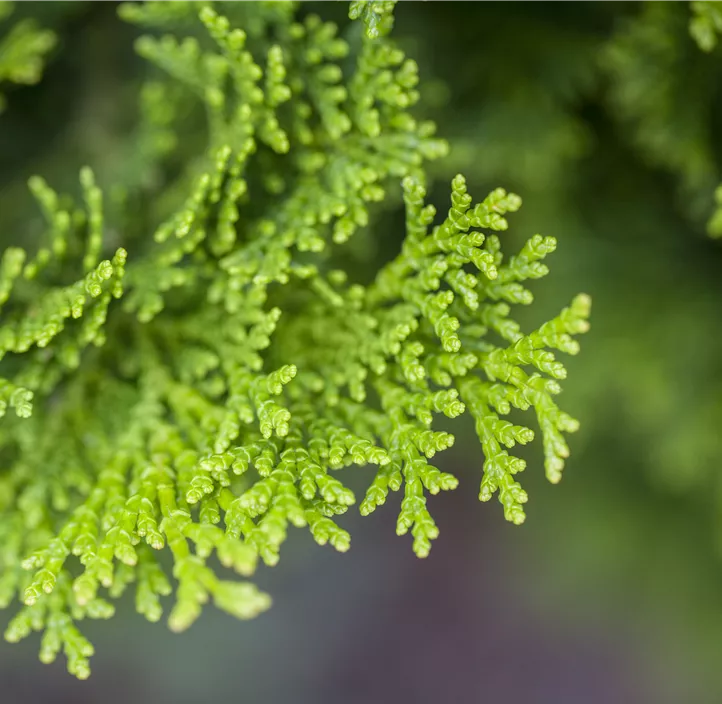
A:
0;0;589;677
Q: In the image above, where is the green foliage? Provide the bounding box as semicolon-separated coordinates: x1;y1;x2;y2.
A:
690;0;722;52
0;1;56;113
708;184;722;237
0;1;589;678
400;9;722;689
602;2;720;215
349;0;396;39
689;3;722;238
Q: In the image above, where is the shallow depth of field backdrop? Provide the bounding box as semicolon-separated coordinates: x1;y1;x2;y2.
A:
2;2;722;703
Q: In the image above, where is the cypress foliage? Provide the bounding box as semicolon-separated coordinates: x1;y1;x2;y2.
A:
0;1;592;677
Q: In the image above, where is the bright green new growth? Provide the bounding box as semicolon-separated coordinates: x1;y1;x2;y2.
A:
349;0;397;39
0;1;589;678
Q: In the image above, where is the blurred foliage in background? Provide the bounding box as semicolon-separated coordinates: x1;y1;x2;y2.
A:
404;0;722;695
2;1;722;701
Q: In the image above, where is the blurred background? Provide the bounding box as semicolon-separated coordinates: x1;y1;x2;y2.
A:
3;2;722;702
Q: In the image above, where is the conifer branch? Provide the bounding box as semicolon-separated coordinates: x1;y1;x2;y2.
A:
0;1;590;677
